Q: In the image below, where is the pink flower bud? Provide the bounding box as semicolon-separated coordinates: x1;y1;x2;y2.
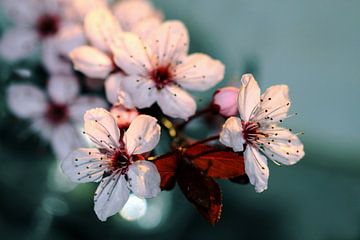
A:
212;87;239;117
110;105;139;129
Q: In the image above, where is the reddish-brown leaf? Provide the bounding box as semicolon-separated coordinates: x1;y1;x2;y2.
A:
177;162;222;225
185;144;245;179
153;153;178;190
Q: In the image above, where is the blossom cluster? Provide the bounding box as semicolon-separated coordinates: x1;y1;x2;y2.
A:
2;0;304;224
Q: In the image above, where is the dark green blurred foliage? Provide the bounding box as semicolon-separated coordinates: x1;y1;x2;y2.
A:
0;1;360;240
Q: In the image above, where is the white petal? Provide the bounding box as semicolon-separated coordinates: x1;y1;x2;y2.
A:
122;75;157;108
131;16;162;39
244;146;269;193
6;84;47;118
69;96;107;122
111;32;152;76
84;108;120;149
255;85;291;124
105;73;124;104
260;126;305;165
175;53;225;91
124;115;161;155
30;117;53;140
56;23;86;55
147;21;189;66
42;39;72;75
70;46;114;79
237;74;261;121
219;117;245;152
1;0;39;24
157;85;196;120
84;8;122;53
0;27;38;61
47;75;79;104
127;160;161;198
51;123;84;160
62;0;108;22
94;174;130;221
113;0;161;32
61;148;110;183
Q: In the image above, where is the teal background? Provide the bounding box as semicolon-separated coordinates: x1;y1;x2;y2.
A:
0;0;359;239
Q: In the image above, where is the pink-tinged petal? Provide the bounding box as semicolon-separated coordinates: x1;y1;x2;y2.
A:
6;84;47;119
124;115;161;155
113;0;162;32
104;73;124;104
61;0;108;22
157;85;196;120
1;0;39;24
94;174;130;221
121;75;157;108
47;75;79;104
51;123;84;160
111;32;152;76
212;87;239;117
70;46;114;79
131;16;162;39
0;27;38;62
42;39;72;75
127;160;161;198
84;108;120;149
110;105;139;129
69;96;107;122
254;85;291;124
175;53;225;91
61;148;109;183
147;21;189;66
84;8;122;53
237;74;261;121
56;23;86;55
260;126;305;166
219;117;245;152
244;146;269;193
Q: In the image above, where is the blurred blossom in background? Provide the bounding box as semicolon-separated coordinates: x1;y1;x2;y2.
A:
0;0;359;240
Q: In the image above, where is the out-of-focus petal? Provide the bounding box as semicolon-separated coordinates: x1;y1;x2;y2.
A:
0;27;38;61
42;39;72;75
1;0;39;24
69;96;107;123
47;75;79;104
6;84;47;119
56;23;86;55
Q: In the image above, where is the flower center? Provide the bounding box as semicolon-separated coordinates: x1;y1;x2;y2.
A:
36;14;60;37
111;150;131;174
242;121;261;144
45;103;69;125
150;66;173;89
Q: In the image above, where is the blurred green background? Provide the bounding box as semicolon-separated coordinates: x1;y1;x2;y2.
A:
0;0;359;239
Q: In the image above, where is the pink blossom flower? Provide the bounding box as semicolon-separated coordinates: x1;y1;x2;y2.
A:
212;86;239;117
220;74;305;192
61;108;161;221
6;75;107;159
110;105;139;129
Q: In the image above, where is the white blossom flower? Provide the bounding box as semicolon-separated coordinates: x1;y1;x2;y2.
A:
6;75;107;159
61;108;161;221
106;20;225;120
220;74;305;193
0;0;106;62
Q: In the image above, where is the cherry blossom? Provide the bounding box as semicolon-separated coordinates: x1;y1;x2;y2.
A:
110;105;139;129
61;108;161;221
0;0;106;62
220;74;305;192
106;21;225;119
6;75;106;159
